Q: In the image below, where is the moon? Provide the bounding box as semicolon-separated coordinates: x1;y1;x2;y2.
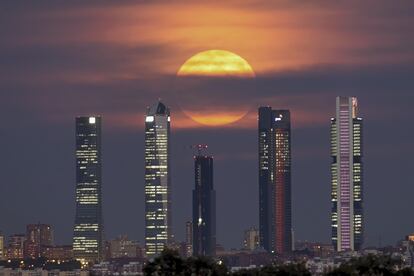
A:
176;50;255;126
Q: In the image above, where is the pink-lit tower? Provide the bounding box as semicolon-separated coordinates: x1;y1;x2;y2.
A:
331;97;363;251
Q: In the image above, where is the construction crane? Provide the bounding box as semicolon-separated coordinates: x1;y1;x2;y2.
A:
190;144;208;156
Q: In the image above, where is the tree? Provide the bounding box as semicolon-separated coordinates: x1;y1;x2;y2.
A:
143;249;228;276
185;256;228;276
327;254;414;276
143;249;186;275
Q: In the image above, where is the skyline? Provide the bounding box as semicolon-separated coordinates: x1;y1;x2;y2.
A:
0;94;410;246
1;0;414;252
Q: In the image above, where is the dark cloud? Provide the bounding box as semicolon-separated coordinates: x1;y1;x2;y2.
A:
0;43;173;85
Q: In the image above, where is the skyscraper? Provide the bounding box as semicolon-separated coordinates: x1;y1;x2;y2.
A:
331;97;363;251
192;147;216;256
145;101;171;258
73;116;104;263
258;107;292;254
24;223;54;259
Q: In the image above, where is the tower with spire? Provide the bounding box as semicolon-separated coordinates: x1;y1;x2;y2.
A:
144;101;171;258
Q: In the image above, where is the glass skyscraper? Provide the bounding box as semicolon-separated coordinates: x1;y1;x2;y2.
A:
192;152;216;256
145;101;171;258
258;107;292;254
73;116;104;264
331;97;363;251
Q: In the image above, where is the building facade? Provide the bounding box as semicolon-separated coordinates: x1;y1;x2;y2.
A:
192;153;216;257
24;223;54;259
109;235;142;259
43;245;74;261
73;116;104;263
331;97;363;251
258;107;292;254
144;102;171;258
185;221;193;257
243;227;260;251
0;231;4;260
7;234;26;259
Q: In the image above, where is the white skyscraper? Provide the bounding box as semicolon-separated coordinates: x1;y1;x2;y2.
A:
331;97;363;251
144;101;171;258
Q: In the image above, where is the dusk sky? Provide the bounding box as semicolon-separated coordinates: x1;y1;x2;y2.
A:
1;1;414;249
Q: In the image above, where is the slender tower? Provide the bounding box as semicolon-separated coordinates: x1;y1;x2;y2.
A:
331;97;363;251
258;107;292;254
185;221;193;257
0;231;4;260
145;101;171;258
73;116;104;264
192;145;216;256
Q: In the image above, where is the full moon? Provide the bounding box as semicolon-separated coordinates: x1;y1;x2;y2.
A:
176;50;255;126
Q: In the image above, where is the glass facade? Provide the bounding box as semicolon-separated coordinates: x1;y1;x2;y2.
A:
258;107;292;254
192;155;216;257
331;97;363;251
73;116;104;263
145;102;171;258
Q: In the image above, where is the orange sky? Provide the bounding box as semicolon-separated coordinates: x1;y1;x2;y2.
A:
15;1;412;75
3;1;413;129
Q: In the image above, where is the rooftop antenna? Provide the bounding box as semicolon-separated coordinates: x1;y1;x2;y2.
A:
190;144;208;156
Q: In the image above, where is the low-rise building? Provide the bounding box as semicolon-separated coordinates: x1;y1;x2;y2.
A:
243;228;259;251
7;234;26;259
0;267;88;276
109;236;142;259
43;245;74;261
24;224;54;259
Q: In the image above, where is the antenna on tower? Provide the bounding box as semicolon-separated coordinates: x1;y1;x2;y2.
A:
190;144;208;156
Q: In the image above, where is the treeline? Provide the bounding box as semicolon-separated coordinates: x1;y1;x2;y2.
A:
144;249;414;276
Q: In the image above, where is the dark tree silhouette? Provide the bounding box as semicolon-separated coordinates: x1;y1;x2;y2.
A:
143;249;228;276
143;250;414;276
143;249;187;275
185;256;228;276
327;254;414;276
